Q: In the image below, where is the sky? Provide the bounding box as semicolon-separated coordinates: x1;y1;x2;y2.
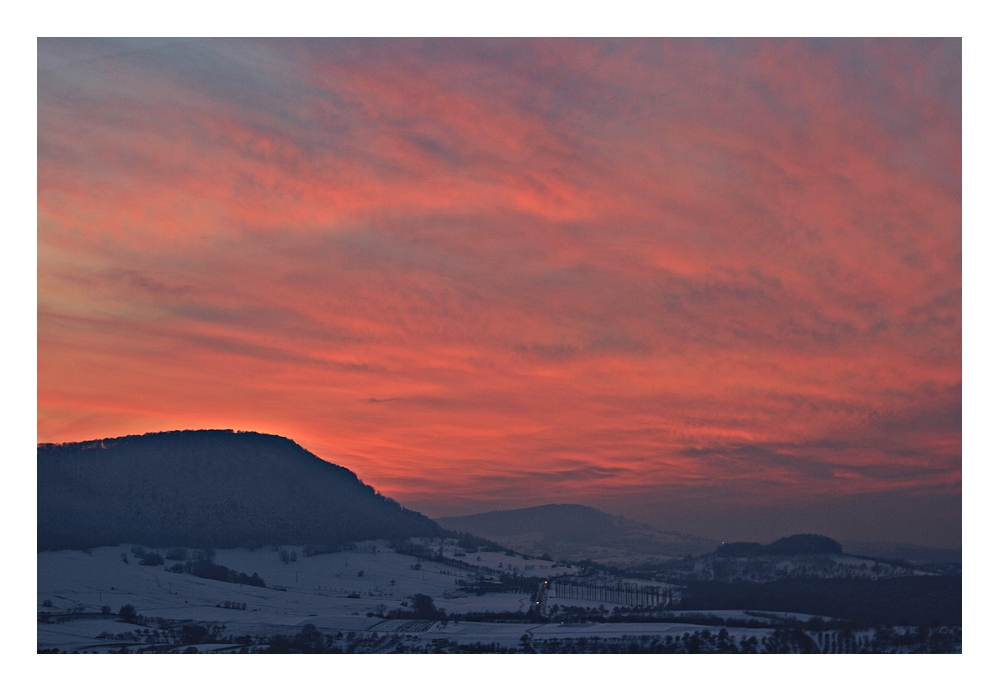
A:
37;38;961;547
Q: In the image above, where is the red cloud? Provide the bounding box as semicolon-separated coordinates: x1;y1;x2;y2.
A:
38;39;960;525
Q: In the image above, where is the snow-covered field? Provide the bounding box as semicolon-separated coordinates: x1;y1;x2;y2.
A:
38;542;542;625
47;541;918;653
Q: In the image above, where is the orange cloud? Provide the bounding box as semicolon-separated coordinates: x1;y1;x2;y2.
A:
38;39;961;538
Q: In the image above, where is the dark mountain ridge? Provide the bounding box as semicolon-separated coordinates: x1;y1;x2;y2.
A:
716;534;843;557
38;430;444;551
436;504;718;563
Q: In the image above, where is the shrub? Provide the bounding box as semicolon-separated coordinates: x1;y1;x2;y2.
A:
411;594;445;620
184;560;266;587
180;624;208;645
140;552;164;566
118;604;137;623
303;543;348;557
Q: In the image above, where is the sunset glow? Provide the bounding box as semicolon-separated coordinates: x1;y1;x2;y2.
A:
37;39;961;544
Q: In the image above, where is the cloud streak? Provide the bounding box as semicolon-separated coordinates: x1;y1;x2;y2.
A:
38;39;961;541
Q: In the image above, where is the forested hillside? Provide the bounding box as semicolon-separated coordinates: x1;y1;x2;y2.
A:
38;430;443;550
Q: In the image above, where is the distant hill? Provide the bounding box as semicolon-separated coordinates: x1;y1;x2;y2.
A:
841;541;961;565
38;430;444;551
716;534;843;558
436;504;718;564
640;540;928;584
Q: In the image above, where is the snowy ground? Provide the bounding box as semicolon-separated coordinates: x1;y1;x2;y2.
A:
38;542;536;622
38;542;818;653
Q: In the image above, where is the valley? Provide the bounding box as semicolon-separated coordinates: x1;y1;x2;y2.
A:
38;537;960;654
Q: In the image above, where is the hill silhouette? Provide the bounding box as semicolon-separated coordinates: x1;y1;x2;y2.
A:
38;430;443;551
716;533;843;557
437;504;717;563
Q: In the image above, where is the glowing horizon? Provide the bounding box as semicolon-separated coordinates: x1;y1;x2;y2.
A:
38;39;961;545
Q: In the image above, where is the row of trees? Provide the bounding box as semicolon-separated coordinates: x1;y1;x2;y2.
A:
165;559;266;587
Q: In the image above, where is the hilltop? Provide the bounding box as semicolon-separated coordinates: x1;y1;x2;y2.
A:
38;430;444;551
437;504;718;564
